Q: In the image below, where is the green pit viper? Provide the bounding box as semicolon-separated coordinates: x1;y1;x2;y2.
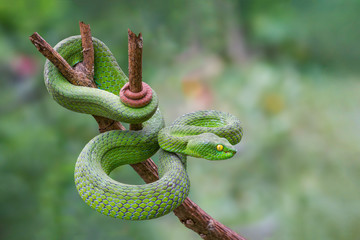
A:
44;36;243;220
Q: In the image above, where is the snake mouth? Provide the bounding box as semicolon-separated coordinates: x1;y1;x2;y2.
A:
225;151;235;154
224;149;237;155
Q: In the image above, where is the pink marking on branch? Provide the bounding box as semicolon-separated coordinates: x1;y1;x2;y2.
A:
124;83;147;100
120;82;153;108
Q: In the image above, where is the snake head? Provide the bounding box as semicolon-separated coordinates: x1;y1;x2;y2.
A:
185;133;237;160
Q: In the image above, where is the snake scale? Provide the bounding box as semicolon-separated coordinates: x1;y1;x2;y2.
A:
44;36;243;220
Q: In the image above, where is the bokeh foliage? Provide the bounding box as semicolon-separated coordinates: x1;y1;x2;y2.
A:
1;0;359;239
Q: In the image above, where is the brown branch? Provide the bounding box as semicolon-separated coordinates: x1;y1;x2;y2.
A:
127;29;143;131
130;158;159;183
30;24;247;240
76;21;125;132
173;199;246;239
29;32;95;88
128;29;143;93
79;21;94;80
30;26;124;132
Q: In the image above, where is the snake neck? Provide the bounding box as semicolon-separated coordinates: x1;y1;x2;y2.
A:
158;125;207;155
158;127;190;154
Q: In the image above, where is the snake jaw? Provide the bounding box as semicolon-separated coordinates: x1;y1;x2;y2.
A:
224;147;237;155
223;147;237;159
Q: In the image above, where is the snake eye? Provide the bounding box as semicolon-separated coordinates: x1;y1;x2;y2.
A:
216;144;224;151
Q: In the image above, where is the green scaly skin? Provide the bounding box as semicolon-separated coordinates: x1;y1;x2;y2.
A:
44;36;243;220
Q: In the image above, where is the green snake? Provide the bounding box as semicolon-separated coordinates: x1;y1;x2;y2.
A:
44;36;243;220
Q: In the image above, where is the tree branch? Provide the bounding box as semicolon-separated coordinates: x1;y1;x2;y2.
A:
79;21;94;80
77;21;126;132
29;32;95;88
128;29;143;93
29;23;247;240
127;30;143;131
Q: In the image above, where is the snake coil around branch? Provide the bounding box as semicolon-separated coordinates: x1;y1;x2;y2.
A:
44;36;243;220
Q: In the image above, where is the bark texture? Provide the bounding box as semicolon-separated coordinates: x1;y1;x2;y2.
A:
127;30;143;131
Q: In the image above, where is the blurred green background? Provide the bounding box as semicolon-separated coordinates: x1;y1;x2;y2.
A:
1;0;359;239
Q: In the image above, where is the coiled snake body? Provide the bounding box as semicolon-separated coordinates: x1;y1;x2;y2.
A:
44;36;243;220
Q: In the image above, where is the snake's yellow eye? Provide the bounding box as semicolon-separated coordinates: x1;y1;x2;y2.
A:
216;144;224;151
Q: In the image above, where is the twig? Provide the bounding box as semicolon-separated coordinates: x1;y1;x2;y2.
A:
29;32;95;88
127;30;143;131
79;21;94;80
29;24;247;240
78;21;126;132
128;29;143;93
